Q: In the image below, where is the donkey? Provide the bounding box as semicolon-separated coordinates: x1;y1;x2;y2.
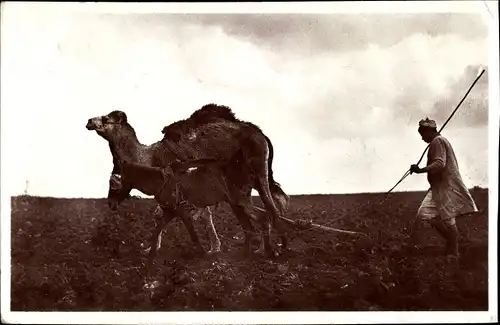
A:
117;142;290;263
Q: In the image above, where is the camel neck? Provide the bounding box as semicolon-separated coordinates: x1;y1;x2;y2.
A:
109;129;145;164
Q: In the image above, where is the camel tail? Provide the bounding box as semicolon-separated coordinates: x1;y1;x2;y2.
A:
264;135;290;214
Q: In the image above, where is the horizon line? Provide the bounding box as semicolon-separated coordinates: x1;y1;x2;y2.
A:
10;186;488;200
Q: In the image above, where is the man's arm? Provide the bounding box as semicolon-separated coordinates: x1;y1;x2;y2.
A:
412;138;446;174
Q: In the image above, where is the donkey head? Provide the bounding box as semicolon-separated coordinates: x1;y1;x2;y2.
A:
86;110;129;140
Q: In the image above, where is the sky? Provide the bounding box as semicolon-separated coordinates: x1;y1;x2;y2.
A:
0;2;497;198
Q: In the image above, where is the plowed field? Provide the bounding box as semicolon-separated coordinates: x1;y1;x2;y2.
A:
10;188;489;311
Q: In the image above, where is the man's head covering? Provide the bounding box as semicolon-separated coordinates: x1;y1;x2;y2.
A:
418;117;437;129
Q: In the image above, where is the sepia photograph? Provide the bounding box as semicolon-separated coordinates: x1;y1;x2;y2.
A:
1;1;498;324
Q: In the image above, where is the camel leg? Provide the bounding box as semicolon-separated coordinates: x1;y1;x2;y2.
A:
260;220;275;258
198;206;221;254
104;179;133;257
177;209;206;255
254;180;287;257
275;224;288;252
253;208;288;255
256;235;287;255
107;179;132;211
255;177;282;229
254;190;289;252
254;222;274;257
242;137;282;229
104;208;122;257
230;204;258;256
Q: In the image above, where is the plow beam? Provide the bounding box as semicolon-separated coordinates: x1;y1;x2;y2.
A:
250;206;367;237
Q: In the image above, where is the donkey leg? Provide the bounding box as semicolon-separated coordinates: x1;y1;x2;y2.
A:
143;205;164;254
147;207;175;269
178;209;206;255
147;221;164;270
200;206;222;254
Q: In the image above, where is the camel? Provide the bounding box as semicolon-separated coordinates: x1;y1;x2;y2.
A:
86;104;290;257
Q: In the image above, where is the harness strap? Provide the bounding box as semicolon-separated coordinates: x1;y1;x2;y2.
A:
109;173;123;190
157;167;189;211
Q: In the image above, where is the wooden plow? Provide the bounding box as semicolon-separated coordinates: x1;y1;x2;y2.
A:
250;206;367;237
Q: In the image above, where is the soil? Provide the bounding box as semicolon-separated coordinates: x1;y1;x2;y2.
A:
10;188;488;311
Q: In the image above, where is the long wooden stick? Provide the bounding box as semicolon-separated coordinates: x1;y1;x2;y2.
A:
386;68;486;194
415;68;487;166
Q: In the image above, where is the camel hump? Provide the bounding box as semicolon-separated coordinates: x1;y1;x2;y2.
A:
162;104;238;142
192;103;264;136
190;104;238;124
161;120;186;142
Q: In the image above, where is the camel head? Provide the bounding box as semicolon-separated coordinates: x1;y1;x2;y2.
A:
86;110;129;140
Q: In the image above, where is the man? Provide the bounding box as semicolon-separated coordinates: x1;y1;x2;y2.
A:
410;117;478;259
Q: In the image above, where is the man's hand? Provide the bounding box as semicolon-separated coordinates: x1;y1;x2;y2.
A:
410;164;421;174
